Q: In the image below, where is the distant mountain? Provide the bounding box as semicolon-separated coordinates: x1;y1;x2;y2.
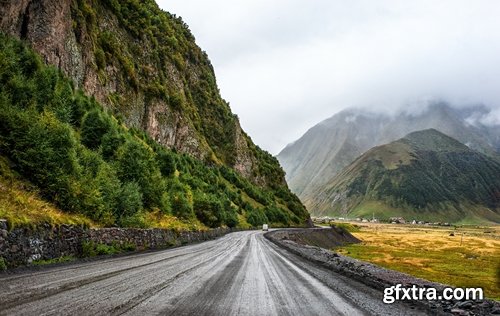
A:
277;102;500;207
307;129;500;224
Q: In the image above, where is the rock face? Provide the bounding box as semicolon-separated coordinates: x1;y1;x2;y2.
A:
0;0;280;185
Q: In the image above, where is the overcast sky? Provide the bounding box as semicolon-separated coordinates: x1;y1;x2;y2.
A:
157;0;500;154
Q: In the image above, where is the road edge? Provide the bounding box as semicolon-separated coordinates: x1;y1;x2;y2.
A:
264;228;499;315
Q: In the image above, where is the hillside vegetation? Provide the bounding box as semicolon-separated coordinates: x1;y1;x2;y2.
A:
0;156;93;229
0;34;308;229
310;130;500;224
0;0;290;188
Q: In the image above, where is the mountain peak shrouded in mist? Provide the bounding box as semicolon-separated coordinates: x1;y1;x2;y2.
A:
277;101;500;207
306;129;500;224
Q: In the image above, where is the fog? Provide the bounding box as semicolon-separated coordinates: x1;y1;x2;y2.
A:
158;0;500;154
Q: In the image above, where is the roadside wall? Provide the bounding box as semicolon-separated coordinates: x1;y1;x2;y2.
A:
0;219;236;268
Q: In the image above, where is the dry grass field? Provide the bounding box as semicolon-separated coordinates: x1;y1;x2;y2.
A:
335;222;500;300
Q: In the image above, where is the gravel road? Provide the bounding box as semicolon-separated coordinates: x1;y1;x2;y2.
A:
0;231;426;315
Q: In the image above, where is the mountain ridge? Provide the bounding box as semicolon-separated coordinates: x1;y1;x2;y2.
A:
307;129;500;224
278;103;500;206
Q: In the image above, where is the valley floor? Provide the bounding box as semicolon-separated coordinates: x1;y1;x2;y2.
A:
335;222;500;300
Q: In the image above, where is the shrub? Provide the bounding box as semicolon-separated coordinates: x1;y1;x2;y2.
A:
81;241;97;257
169;180;195;219
193;192;224;228
0;257;7;271
332;223;360;233
80;109;111;150
117;182;143;219
95;243;119;255
246;208;269;227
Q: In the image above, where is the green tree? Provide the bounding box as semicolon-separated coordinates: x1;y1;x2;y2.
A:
81;109;111;150
157;149;177;177
117;181;143;219
169;179;195;219
193;192;225;228
116;139;166;209
246;207;269;227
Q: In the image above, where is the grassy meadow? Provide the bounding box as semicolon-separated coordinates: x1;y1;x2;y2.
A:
335;222;500;300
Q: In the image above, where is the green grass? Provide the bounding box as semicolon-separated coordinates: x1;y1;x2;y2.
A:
332;222;361;232
0;257;7;271
0;156;94;230
32;255;75;266
343;200;500;225
81;241;138;257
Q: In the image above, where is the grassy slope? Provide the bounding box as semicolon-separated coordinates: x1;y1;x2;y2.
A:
336;223;500;300
311;129;500;224
350;201;500;225
0;156;93;229
0;155;212;231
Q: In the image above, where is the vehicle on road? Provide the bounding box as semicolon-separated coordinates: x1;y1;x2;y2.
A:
262;224;269;231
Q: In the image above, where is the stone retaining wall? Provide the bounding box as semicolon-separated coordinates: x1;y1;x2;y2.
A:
0;219;236;268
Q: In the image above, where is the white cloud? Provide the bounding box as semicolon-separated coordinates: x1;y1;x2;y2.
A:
157;0;500;154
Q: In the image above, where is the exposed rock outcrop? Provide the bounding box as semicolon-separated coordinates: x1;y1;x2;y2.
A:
0;0;281;186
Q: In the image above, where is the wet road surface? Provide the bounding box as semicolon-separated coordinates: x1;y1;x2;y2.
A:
0;231;426;315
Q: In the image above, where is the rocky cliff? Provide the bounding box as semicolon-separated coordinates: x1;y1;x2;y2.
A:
0;0;273;185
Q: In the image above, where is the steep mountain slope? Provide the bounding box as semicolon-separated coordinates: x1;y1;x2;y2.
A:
309;129;500;224
278;103;500;204
0;0;277;186
0;1;309;228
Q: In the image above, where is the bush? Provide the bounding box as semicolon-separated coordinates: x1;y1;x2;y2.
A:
224;200;239;228
193;192;225;228
0;257;7;271
80;109;111;150
95;243;119;255
156;150;176;177
119;212;149;228
116;139;166;209
332;223;360;233
265;204;290;224
246;207;269;227
169;179;195;219
117;182;143;219
81;241;97;257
